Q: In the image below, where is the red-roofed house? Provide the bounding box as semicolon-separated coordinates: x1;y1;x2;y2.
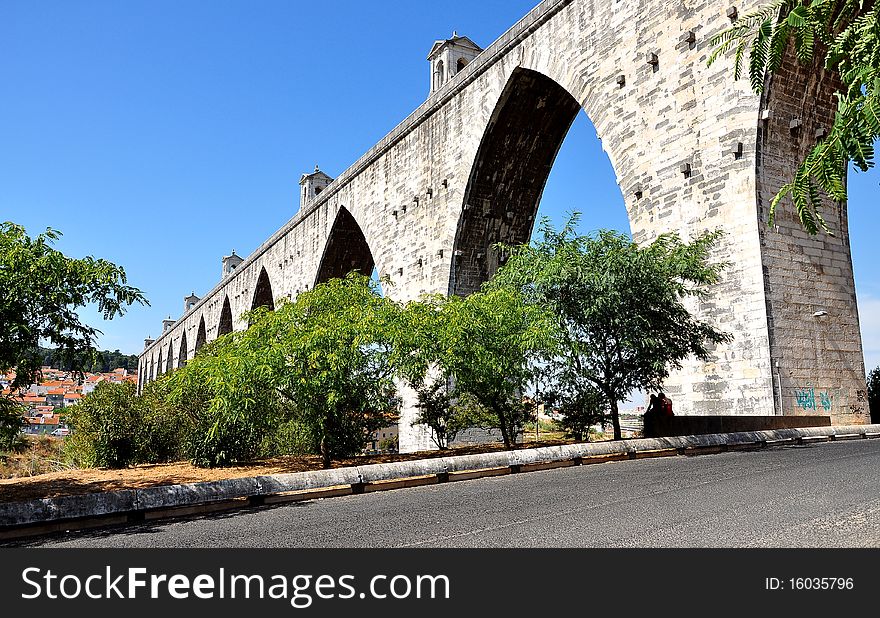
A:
25;414;60;435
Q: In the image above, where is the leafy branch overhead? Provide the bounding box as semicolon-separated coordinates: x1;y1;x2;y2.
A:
708;0;879;234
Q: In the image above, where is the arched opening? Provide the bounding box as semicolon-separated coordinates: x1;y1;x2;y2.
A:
434;60;445;90
166;342;174;373
251;267;275;312
315;206;376;286
156;350;164;377
195;316;207;355
178;331;188;369
450;66;636;415
536;106;630;239
149;357;155;382
217;296;233;337
450;68;584;295
456;57;468;73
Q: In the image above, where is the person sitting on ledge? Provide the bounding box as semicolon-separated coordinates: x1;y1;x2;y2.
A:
643;394;661;437
658;392;674;417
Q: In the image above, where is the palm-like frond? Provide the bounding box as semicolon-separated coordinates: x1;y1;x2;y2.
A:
710;1;879;235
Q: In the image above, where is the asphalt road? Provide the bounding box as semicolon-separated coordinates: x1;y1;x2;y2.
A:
17;440;880;548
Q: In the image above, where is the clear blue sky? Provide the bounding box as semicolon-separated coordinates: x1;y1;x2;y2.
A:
1;0;877;372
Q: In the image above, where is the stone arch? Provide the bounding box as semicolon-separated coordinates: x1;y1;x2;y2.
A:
251;267;275;312
434;59;445;90
149;355;155;382
450;67;585;295
315;206;376;286
178;331;188;369
456;57;468;73
166;341;174;373
195;316;207;355
217;296;233;337
157;349;164;378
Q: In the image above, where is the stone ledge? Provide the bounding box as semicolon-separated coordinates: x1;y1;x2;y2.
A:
2;424;878;538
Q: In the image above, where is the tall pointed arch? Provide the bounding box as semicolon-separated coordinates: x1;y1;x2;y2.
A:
217;296;233;337
251;267;275;312
195;316;207;355
157;350;164;377
315;206;376;286
450;67;582;296
178;331;188;369
166;342;174;373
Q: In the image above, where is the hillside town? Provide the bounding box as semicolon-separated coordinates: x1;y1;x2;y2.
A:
0;368;137;437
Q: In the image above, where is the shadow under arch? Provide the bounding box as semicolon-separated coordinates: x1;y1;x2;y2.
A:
178;331;188;369
251;267;275;312
194;316;207;355
449;67;585;296
165;342;174;373
156;350;163;377
217;296;233;338
314;206;376;286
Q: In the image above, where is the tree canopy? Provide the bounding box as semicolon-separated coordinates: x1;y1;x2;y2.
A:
492;215;732;440
165;273;400;467
709;0;879;234
0;222;148;390
868;366;879;423
398;286;558;449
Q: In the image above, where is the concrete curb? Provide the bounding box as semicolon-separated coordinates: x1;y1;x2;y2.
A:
2;424;879;539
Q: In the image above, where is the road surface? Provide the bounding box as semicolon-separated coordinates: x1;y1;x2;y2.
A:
14;440;880;548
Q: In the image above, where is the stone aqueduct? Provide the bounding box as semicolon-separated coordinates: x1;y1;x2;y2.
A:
138;0;869;452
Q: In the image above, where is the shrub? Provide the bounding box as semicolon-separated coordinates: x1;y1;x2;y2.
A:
0;397;25;453
164;335;278;468
139;376;189;463
261;417;318;457
551;385;607;443
869;367;879;424
64;381;144;468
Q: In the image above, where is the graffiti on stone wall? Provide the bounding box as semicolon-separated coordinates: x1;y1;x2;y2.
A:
794;386;834;412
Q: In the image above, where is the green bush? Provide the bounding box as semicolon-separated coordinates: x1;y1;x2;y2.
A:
187;409;270;468
164;336;278;468
261;417;317;457
869;367;879;424
139;376;189;463
551;386;607;443
0;397;26;453
64;381;144;468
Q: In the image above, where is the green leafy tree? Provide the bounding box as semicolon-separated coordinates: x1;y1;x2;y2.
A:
64;381;145;468
252;274;400;467
164;275;401;468
492;215;732;441
40;346;139;373
545;378;607;443
0;222;147;390
0;397;26;453
138;376;189;463
411;378;484;450
400;287;557;449
708;0;879;234
164;331;278;467
413;379;457;450
868;366;880;423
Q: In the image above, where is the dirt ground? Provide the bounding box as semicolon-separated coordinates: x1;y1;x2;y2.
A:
0;434;573;505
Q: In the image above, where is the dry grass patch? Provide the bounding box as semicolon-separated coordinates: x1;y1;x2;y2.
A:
0;435;581;505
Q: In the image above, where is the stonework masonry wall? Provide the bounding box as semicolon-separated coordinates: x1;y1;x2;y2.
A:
139;0;869;452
